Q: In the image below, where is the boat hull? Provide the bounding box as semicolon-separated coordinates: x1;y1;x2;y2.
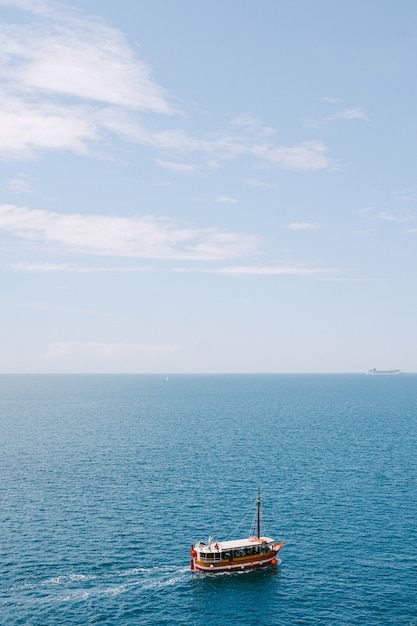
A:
192;554;279;572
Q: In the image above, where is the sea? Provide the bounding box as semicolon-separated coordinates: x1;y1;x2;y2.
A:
1;373;417;625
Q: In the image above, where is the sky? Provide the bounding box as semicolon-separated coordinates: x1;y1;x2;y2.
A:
1;0;417;374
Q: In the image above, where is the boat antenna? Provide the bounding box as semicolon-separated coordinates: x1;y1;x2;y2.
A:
257;485;261;539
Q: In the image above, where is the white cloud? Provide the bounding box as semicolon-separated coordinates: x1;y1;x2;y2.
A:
0;0;173;159
285;222;321;231
214;196;239;204
209;116;330;170
0;2;333;171
250;140;329;170
329;107;369;122
0;1;55;13
144;121;330;170
375;211;414;222
12;262;159;272
0;203;261;261
392;184;417;202
0;95;98;158
13;262;70;271
359;206;414;223
245;178;275;188
8;174;33;194
357;206;374;215
322;96;342;103
303;119;322;129
169;264;339;277
0;3;172;113
209;265;336;276
304;105;370;129
12;261;339;280
155;160;200;174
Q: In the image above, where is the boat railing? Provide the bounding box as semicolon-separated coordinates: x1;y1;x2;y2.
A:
198;544;273;563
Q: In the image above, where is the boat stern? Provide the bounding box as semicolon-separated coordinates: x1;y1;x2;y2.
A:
190;544;197;570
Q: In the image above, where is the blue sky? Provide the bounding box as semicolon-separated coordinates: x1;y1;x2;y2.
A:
1;0;417;373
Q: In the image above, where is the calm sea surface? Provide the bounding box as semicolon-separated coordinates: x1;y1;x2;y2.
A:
1;374;417;625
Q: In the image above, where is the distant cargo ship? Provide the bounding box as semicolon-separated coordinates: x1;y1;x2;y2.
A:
367;368;402;375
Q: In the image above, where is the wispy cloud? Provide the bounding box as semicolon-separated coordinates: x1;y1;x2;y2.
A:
170;264;339;278
218;116;329;169
8;174;34;194
0;2;172;112
11;259;343;281
207;265;337;277
322;96;342;104
391;185;417;202
13;262;72;272
214;196;239;204
358;206;415;223
155;160;200;174
284;222;321;231
375;211;414;223
133;117;331;171
12;262;158;272
304;105;369;129
329;107;369;122
0;203;261;261
245;178;275;188
0;97;100;158
0;2;334;171
0;0;173;159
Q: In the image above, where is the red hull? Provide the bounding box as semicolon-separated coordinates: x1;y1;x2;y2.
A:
193;557;278;572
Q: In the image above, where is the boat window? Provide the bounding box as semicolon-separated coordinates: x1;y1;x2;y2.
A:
222;551;230;560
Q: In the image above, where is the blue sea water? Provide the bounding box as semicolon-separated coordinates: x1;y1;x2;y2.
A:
1;373;417;625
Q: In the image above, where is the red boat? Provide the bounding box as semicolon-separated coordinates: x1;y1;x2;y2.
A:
190;488;285;572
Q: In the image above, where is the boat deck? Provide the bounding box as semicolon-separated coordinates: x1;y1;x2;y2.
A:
197;536;275;552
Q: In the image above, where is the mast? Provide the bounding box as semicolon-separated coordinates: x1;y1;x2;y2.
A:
257;485;261;539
